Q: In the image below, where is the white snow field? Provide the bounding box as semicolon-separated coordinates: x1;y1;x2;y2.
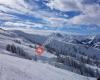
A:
0;29;98;80
0;54;96;80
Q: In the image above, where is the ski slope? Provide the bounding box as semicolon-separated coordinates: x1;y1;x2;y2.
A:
0;29;98;80
0;54;96;80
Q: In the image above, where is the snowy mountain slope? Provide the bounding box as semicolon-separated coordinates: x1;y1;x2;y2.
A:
0;29;100;79
51;32;100;50
7;30;100;62
48;39;100;60
10;30;47;44
0;53;96;80
65;34;100;49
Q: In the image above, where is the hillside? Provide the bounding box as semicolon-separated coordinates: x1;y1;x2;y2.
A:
0;54;96;80
0;29;99;80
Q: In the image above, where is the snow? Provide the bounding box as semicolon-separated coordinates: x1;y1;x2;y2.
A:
0;29;99;80
0;54;96;80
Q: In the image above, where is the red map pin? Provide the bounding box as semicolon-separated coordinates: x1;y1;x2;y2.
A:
35;46;44;56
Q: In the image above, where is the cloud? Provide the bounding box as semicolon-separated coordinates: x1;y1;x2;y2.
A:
0;0;100;35
0;12;19;21
3;21;44;28
0;0;67;27
70;0;100;25
46;0;80;11
0;0;32;13
45;0;100;26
